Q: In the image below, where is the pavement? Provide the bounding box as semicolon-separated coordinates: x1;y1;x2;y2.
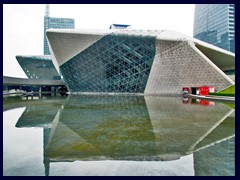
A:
184;94;235;102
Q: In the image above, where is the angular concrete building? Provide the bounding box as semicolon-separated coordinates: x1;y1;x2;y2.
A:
16;55;61;80
46;29;235;94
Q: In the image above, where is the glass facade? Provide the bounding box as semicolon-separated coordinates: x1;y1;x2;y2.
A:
193;4;235;53
60;33;156;93
16;56;61;80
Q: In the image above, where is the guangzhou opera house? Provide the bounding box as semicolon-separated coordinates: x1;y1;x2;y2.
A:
46;29;235;95
16;55;61;80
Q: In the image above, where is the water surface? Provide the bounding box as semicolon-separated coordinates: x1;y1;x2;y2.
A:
3;94;235;176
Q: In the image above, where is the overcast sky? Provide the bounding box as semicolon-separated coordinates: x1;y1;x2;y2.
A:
3;4;195;78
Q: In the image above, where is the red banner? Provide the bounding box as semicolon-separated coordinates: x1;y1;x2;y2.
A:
199;86;210;96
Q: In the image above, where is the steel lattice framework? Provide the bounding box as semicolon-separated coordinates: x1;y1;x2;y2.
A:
60;34;156;93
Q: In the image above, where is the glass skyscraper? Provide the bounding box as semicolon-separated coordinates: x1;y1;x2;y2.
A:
193;4;235;53
44;4;75;55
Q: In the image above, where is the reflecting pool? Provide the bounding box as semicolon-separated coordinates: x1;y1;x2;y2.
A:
3;94;235;176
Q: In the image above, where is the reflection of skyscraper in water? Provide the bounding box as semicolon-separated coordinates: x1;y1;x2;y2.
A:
44;4;75;55
43;128;51;176
4;97;66;176
10;95;235;176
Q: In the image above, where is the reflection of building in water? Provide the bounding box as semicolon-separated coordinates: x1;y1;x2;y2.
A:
183;98;215;106
2;95;66;112
10;95;235;176
144;96;234;158
194;137;235;176
15;106;59;128
43;128;51;176
46;95;155;161
3;95;66;176
193;111;235;176
193;110;235;151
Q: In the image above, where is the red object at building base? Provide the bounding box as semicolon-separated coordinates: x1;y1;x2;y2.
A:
183;87;189;94
199;86;210;96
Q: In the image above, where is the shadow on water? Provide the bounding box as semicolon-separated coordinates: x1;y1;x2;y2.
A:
3;94;235;176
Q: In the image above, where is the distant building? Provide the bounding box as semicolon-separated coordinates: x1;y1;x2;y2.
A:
193;4;235;53
44;4;75;55
16;55;61;80
110;24;132;29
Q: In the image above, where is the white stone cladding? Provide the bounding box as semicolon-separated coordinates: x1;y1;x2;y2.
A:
46;29;235;94
46;31;106;72
144;40;234;94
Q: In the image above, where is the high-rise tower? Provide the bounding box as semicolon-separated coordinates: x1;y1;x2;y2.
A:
193;4;235;53
44;4;75;55
45;4;50;17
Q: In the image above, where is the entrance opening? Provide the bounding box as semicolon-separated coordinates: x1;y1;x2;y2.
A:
191;87;197;95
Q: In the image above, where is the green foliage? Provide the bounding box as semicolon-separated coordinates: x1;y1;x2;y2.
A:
218;85;235;94
209;92;235;97
209;85;235;97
